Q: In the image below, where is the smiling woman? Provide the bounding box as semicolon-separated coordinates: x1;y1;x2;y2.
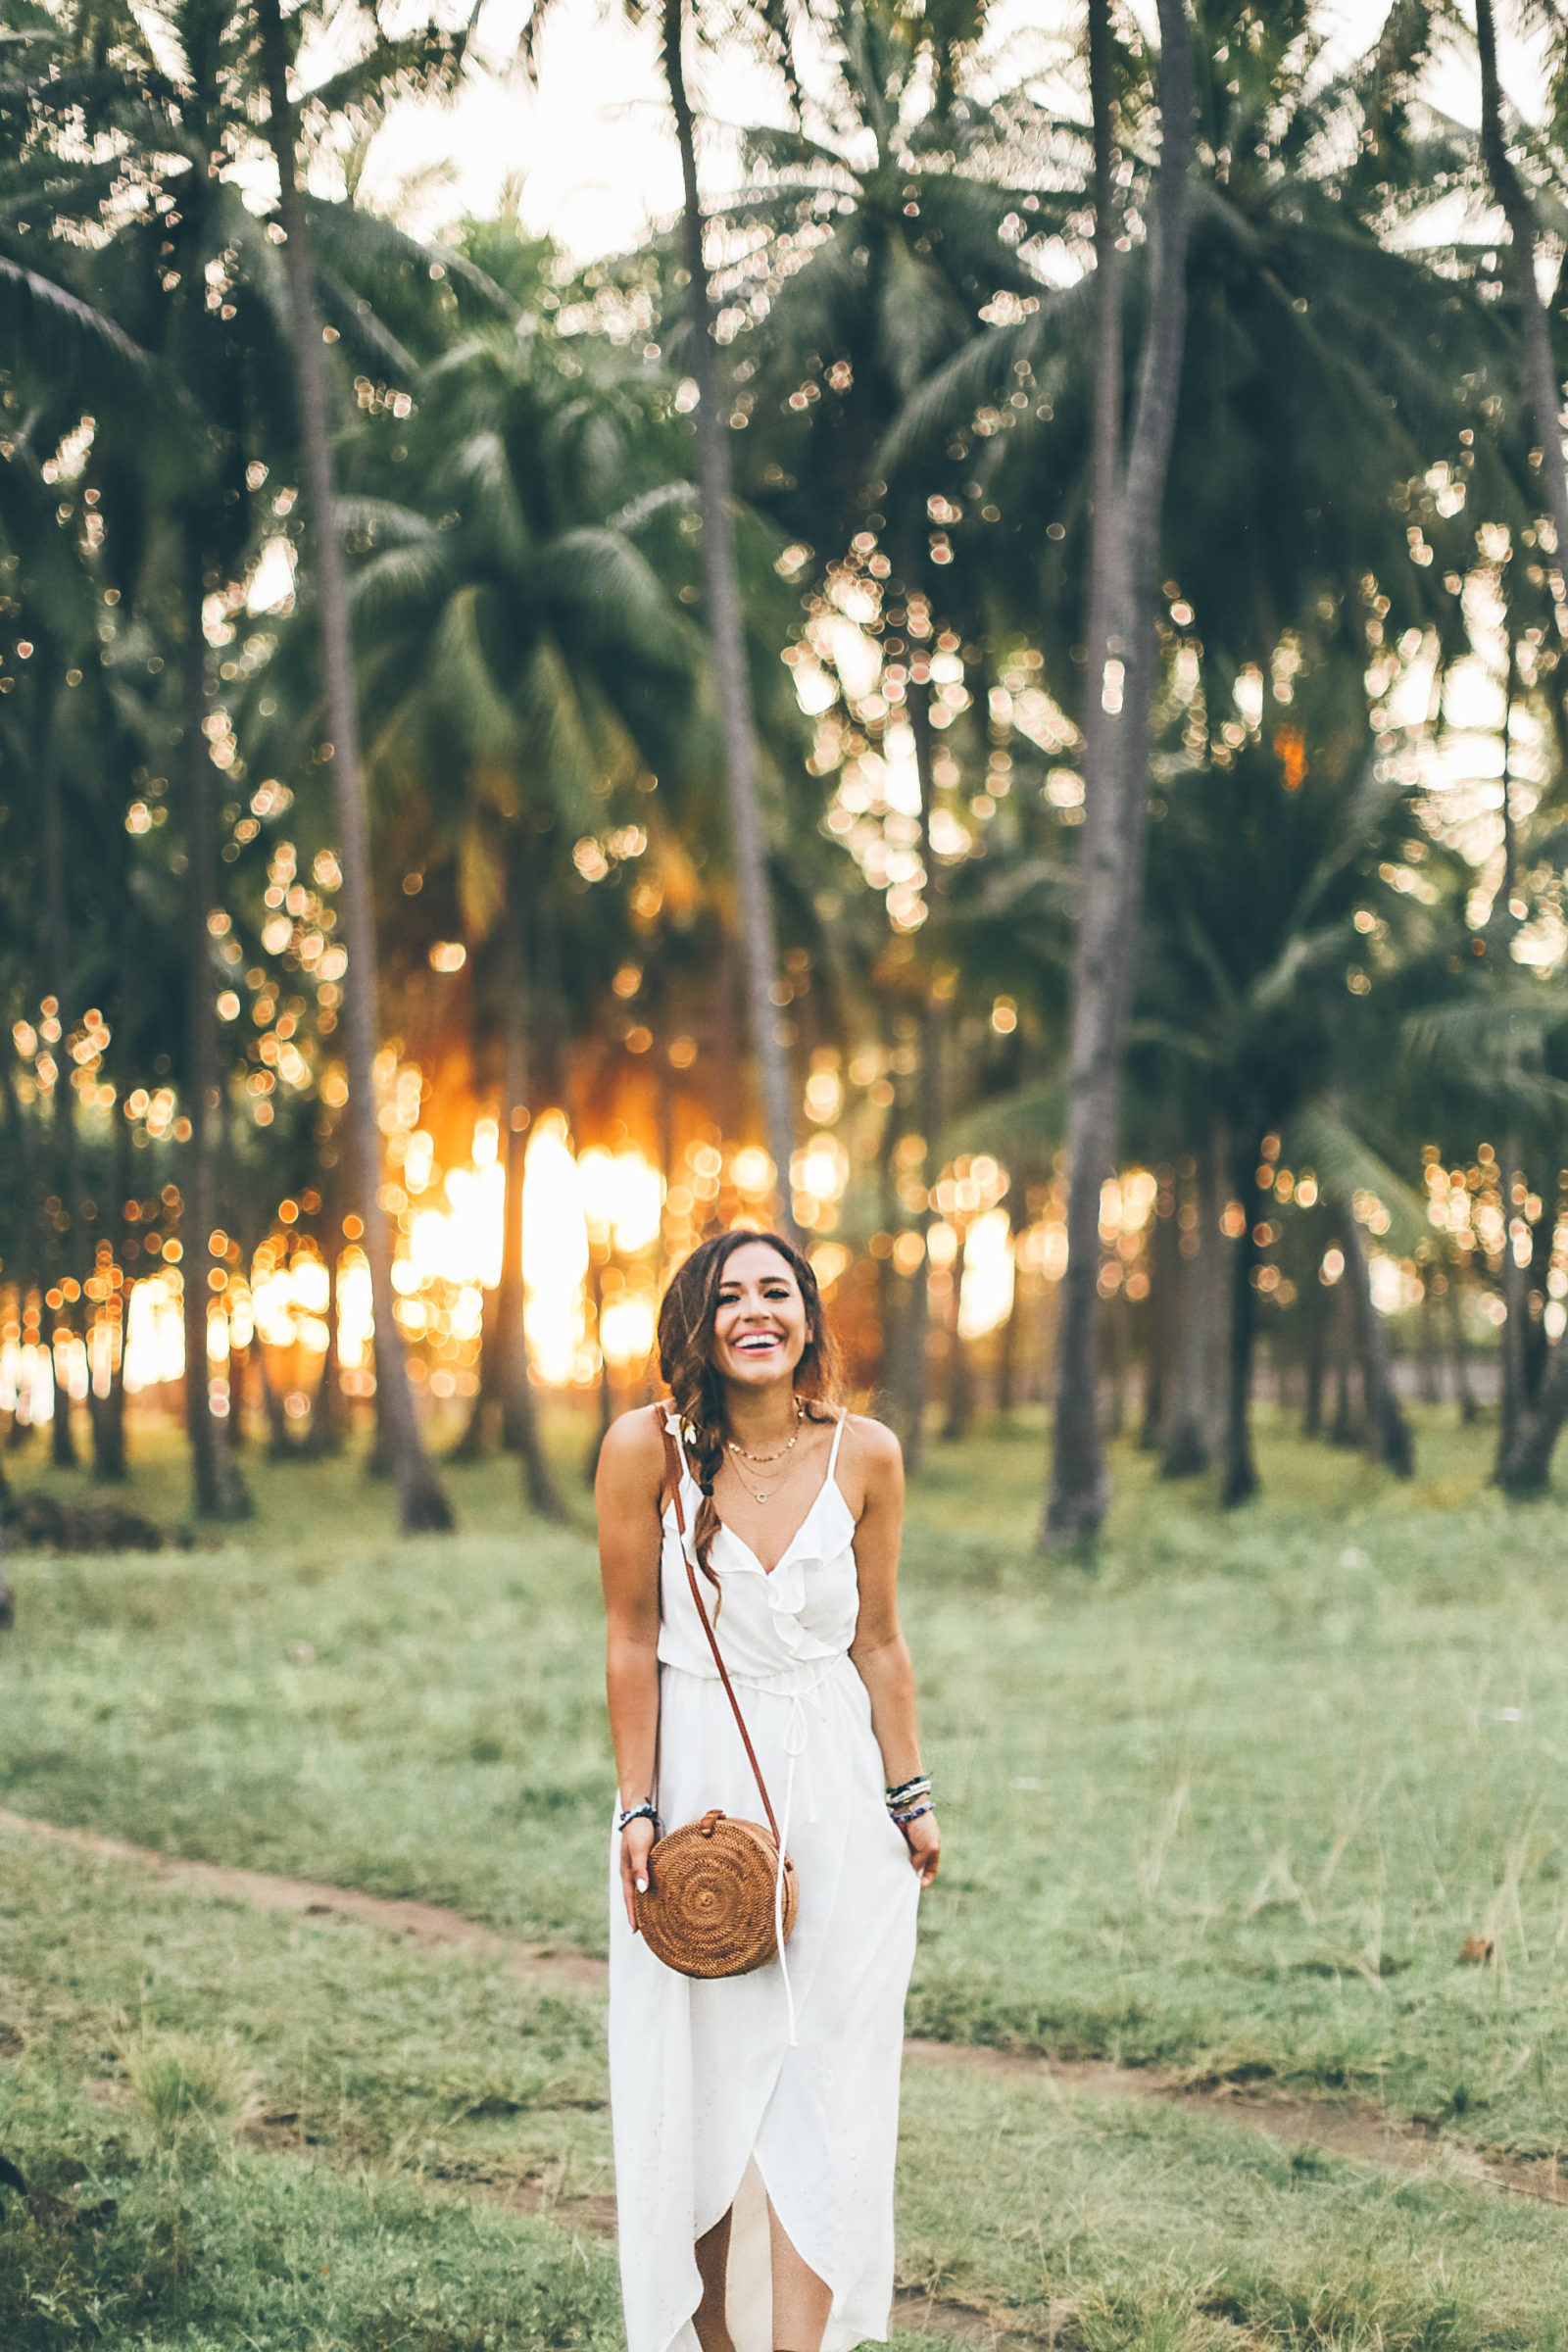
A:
594;1230;938;2352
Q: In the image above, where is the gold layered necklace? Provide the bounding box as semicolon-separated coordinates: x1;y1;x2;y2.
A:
725;1397;806;1505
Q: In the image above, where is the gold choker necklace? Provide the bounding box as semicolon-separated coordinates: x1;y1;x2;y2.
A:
726;1396;806;1473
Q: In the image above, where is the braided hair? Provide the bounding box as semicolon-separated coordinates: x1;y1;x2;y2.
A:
658;1228;841;1587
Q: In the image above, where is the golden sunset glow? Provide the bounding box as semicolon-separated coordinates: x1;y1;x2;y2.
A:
0;1094;1042;1431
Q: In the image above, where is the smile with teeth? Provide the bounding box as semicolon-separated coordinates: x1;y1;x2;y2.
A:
734;1331;783;1353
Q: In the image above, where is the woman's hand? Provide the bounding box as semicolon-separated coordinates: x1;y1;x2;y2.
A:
902;1809;940;1887
620;1815;658;1930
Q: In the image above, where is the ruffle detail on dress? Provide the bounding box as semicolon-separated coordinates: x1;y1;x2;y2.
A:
760;1487;858;1659
764;1555;808;1617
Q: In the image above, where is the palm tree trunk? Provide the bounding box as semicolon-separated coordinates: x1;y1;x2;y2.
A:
303;1157;345;1457
1476;0;1568;624
1301;1281;1327;1438
872;1078;903;1413
1338;1208;1413;1478
885;668;947;1473
1523;1197;1553;1403
47;1321;76;1467
1443;1270;1479;1425
90;1084;131;1483
586;1247;615;1482
661;0;799;1242
1043;0;1121;1541
1044;0;1196;1548
1495;1317;1568;1494
1221;1152;1262;1507
941;1224;974;1443
1330;1283;1361;1446
454;1281;497;1459
315;1241;344;1448
1104;1287;1130;1440
0;1053;38;1454
226;1325;250;1450
1496;1152;1530;1472
179;581;252;1522
1140;1196;1179;1448
495;883;563;1518
257;1340;295;1458
1162;1145;1221;1477
39;729;79;1472
656;1055;678;1280
995;1194;1023;1423
1416;1264;1443;1406
258;0;452;1534
886;994;942;1473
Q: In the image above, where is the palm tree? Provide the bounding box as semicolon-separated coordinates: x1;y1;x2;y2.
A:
175;553;256;1518
699;0;1057;1455
1474;0;1568;634
1043;0;1195;1547
1124;619;1485;1503
10;0;491;1526
345;289;710;1505
1389;978;1568;1495
1;0;295;1513
890;0;1538;1522
0;473;97;1470
254;0;455;1531
658;0;802;1241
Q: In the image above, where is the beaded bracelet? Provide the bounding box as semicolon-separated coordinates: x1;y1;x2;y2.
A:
893;1802;935;1830
616;1800;659;1834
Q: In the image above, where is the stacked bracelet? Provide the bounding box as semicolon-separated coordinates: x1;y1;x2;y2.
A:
616;1800;659;1834
886;1775;932;1824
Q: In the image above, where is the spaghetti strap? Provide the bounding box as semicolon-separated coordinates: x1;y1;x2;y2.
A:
827;1405;848;1481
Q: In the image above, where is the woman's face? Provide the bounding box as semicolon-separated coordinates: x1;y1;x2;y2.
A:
710;1242;809;1391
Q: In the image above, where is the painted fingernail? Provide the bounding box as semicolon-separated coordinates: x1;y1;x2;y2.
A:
636;1878;648;1892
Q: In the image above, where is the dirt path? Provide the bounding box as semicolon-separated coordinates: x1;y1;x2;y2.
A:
0;1807;609;1990
6;1805;1565;2232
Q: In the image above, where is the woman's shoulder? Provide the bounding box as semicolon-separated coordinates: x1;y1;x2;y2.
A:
596;1402;670;1487
832;1408;903;1478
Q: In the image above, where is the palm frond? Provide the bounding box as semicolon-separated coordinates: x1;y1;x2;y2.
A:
1287;1101;1433;1257
0;256;154;391
943;1073;1069;1164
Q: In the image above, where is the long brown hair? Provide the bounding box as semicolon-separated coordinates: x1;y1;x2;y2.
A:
658;1228;841;1581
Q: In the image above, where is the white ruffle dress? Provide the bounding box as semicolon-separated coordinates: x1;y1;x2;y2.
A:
608;1414;920;2352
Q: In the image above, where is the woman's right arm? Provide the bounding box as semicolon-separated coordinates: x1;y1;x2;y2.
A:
595;1405;666;1929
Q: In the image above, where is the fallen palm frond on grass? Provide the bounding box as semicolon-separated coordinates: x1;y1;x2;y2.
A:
2;1490;176;1553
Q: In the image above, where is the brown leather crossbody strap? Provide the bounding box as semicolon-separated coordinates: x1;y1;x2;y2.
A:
661;1415;783;1848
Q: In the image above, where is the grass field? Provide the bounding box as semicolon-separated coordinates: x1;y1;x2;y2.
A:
6;1403;1568;2346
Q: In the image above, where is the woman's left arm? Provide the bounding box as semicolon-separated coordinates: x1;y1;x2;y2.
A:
847;1419;940;1887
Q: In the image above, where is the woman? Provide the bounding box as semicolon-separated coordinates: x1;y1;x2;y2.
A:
597;1229;940;2352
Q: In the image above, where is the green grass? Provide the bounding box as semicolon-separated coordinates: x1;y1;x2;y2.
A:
0;1432;611;1938
897;2064;1568;2350
7;1820;1568;2349
10;1405;1568;2341
8;1410;1568;2147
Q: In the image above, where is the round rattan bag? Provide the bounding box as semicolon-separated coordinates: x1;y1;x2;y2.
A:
636;1807;798;1979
